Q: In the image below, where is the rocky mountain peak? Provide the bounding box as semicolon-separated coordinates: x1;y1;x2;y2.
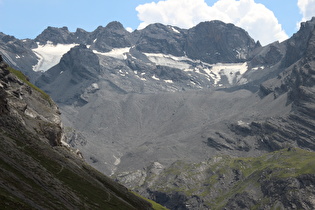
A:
90;22;133;52
35;44;101;105
105;21;127;31
281;17;315;68
35;26;73;45
134;23;186;56
186;20;258;63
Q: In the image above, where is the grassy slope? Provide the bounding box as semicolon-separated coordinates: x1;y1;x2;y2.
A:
147;148;315;209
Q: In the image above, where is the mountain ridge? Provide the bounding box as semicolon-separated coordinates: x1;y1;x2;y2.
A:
1;17;315;209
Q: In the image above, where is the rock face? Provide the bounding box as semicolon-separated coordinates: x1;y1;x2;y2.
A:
185;21;257;63
0;34;39;81
0;55;62;146
35;44;101;104
0;58;157;209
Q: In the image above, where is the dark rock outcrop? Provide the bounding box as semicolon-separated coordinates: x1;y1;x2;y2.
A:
134;23;186;56
35;26;74;45
90;21;133;52
185;21;259;63
0;35;39;81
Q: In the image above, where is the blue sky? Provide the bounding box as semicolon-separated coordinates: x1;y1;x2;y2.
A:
0;0;314;45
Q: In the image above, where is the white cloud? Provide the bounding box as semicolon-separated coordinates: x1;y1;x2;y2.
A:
136;0;288;45
297;0;315;23
126;27;133;32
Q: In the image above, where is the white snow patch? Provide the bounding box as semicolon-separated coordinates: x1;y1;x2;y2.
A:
113;155;121;166
93;47;130;60
171;26;180;33
210;62;248;85
93;38;97;43
152;75;160;80
60;71;64;75
15;55;21;59
144;53;191;69
164;79;173;83
144;52;248;86
32;42;78;71
91;83;99;89
252;66;265;71
118;70;126;76
140;77;147;81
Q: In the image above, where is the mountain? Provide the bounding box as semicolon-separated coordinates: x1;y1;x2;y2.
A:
1;17;315;209
0;56;165;209
31;18;315;174
0;33;39;81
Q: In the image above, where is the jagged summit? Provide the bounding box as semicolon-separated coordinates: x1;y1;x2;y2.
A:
105;21;128;31
35;26;73;45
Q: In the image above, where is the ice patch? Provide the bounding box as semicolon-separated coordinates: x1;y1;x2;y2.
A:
252;66;265;71
143;52;248;86
210;63;248;85
93;47;130;60
164;79;173;83
171;26;180;34
91;83;99;89
144;53;191;69
113;155;121;166
32;42;78;71
152;75;160;80
118;70;127;76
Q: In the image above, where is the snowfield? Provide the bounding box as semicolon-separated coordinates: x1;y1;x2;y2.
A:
32;42;78;71
32;43;249;86
93;47;131;60
144;52;248;85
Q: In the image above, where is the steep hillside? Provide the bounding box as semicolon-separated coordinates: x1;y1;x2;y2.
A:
116;148;315;210
0;56;163;209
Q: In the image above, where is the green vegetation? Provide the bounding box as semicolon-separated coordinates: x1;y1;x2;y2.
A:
0;128;156;210
132;192;169;210
145;148;315;209
231;148;315;178
8;66;52;104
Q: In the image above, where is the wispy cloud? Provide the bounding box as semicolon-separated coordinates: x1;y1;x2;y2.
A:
297;0;315;25
136;0;288;45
